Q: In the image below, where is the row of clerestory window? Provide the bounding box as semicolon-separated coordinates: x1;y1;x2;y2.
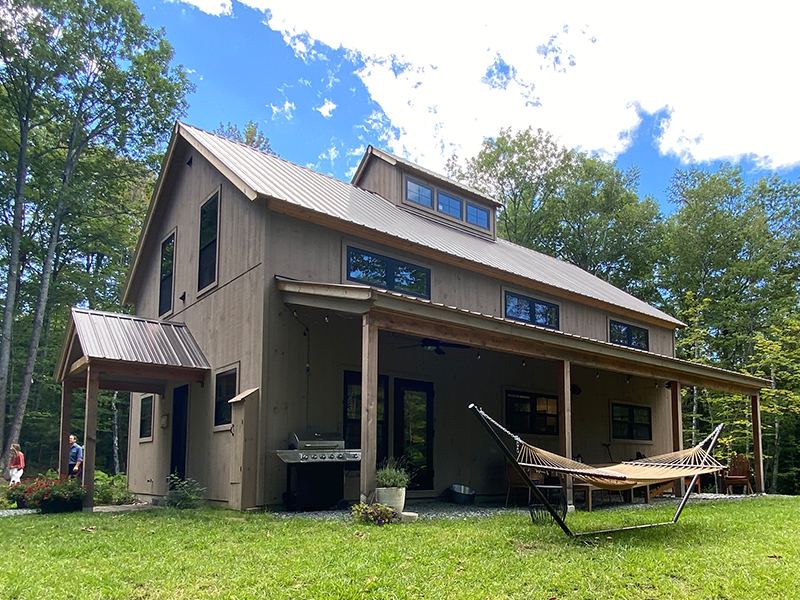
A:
406;179;491;230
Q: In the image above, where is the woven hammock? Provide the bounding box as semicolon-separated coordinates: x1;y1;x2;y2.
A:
481;409;725;490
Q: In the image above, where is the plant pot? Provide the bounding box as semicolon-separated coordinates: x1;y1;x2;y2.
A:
39;498;83;514
375;487;406;513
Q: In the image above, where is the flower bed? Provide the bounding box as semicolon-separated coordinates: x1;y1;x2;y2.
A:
11;475;86;513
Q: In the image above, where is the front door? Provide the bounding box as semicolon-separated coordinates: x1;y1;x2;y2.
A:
170;385;189;480
394;378;434;490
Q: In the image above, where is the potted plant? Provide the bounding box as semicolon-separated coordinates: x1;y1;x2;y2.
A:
375;458;410;513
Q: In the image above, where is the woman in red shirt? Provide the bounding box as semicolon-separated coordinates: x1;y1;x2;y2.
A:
9;443;24;485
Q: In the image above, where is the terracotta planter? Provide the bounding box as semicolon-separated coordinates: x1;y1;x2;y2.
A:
375;487;406;513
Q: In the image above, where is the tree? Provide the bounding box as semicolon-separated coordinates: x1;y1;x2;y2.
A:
214;120;275;155
0;0;193;473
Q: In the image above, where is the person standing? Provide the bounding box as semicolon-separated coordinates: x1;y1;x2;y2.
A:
8;443;24;485
68;434;83;479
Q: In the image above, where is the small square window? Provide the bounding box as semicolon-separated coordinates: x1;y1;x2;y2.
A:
612;403;652;440
466;203;490;229
437;192;462;219
506;390;558;435
406;180;433;208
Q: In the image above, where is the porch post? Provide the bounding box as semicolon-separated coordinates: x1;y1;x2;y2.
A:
751;394;764;493
670;382;685;495
59;384;72;476
83;365;99;511
557;360;574;511
360;313;378;503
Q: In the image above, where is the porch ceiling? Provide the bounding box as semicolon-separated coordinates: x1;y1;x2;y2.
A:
56;308;210;394
276;277;769;396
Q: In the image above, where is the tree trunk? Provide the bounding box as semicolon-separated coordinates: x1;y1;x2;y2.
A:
111;391;120;475
0;121;30;454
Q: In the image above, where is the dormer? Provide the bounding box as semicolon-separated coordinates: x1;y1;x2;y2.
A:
352;146;501;240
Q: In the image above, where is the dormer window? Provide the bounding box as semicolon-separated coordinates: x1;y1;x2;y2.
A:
466;203;490;230
406;180;433;208
437;192;462;219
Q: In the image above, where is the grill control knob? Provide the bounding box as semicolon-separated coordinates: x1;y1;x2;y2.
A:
318;454;325;460
300;454;308;461
311;454;317;460
337;453;343;459
329;454;335;459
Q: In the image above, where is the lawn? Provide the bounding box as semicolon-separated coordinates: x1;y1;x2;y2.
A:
0;496;797;599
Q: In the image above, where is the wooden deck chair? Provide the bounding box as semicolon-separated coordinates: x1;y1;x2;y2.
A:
724;454;754;494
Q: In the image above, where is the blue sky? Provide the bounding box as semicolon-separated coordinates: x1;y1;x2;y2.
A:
139;0;800;211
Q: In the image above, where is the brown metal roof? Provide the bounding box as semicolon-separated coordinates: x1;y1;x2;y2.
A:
169;123;684;328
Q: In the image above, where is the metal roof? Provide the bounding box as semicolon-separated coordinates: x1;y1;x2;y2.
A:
177;123;683;328
69;308;210;369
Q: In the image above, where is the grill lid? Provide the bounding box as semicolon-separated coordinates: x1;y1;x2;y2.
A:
289;431;344;451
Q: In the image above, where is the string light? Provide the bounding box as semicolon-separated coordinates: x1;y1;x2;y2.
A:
522;357;526;367
477;351;482;360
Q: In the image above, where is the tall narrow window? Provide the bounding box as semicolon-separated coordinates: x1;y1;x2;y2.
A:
159;233;175;316
610;320;649;350
343;371;389;467
214;368;237;426
139;396;153;439
198;192;218;291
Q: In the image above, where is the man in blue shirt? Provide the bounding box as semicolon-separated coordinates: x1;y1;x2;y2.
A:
68;434;83;479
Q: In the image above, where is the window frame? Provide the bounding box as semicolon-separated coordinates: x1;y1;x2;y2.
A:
139;395;154;441
198;189;220;295
343;370;390;470
504;290;560;330
405;178;434;209
158;229;176;317
504;389;559;436
346;246;431;299
611;402;653;441
402;175;494;235
213;365;238;428
609;320;649;351
437;190;463;219
466;202;491;230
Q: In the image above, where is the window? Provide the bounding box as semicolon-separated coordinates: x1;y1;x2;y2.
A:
406;180;433;208
437;191;462;219
343;371;389;467
612;403;652;440
505;291;559;329
139;396;153;439
159;233;175;316
198;192;218;291
214;368;237;426
347;247;431;298
506;390;558;435
610;320;649;350
466;203;490;229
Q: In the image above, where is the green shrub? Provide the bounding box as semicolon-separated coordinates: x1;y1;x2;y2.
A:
376;458;411;488
350;502;399;525
23;475;86;513
6;479;32;507
165;473;206;509
94;470;136;505
0;487;13;509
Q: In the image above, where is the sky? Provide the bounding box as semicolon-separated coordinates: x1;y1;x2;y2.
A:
138;0;800;210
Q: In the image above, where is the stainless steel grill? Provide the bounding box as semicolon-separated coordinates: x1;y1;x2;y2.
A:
276;431;361;464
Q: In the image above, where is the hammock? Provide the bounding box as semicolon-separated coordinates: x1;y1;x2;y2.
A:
468;403;725;537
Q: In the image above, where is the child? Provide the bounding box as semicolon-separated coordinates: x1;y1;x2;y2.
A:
9;443;24;485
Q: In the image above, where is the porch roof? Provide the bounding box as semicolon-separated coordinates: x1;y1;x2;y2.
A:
276;277;769;396
55;308;210;394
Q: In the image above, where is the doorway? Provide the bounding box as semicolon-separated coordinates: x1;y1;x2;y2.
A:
170;385;189;480
394;378;434;490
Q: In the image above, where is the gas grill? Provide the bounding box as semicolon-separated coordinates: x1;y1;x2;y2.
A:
276;431;361;510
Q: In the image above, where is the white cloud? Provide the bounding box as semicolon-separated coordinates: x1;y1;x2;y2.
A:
184;0;800;171
270;99;295;121
315;99;337;118
169;0;231;16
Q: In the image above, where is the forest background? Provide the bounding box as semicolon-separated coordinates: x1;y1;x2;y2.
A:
1;0;799;493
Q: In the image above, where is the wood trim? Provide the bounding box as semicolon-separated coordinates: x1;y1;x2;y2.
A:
557;361;573;507
80;359;207;383
671;382;683;452
68;356;90;377
360;313;379;502
751;394;764;493
59;386;72;476
266;196;684;330
83;366;99;509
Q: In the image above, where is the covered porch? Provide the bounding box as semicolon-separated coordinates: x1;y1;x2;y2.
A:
278;278;769;508
55;308;210;510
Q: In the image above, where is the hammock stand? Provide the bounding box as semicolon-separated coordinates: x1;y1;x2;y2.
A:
469;403;725;538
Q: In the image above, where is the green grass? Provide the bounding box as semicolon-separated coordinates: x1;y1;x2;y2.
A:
0;496;798;599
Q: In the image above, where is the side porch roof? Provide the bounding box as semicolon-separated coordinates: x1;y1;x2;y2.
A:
55;308;210;394
276;277;768;396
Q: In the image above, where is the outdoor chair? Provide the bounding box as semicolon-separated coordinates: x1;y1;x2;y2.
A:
506;462;542;507
723;454;754;494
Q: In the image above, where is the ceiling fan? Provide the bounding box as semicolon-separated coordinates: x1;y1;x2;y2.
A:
401;337;471;355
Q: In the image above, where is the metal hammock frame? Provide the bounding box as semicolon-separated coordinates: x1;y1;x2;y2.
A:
469;403;725;537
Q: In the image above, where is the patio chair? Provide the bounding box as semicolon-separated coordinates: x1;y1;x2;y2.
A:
723;454;754;494
505;461;537;507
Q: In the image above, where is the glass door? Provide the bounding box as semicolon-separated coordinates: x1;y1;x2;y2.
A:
394;378;434;490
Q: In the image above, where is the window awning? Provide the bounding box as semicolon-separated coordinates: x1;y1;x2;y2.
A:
55;308;210;395
276;277;769;396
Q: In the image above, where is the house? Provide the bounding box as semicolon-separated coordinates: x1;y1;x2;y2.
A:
55;123;769;511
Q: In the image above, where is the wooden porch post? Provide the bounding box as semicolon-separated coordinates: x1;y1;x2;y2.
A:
83;365;99;510
59;384;72;476
670;382;685;495
557;360;573;510
360;313;378;503
751;394;764;493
